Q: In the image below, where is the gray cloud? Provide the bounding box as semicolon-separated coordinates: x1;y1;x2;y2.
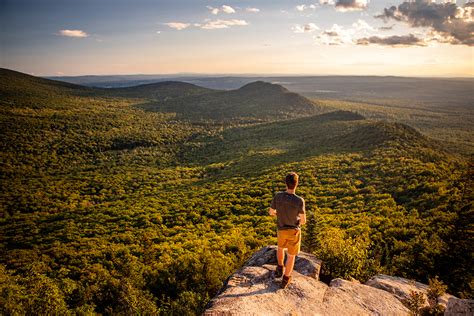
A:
375;1;474;46
356;33;426;47
378;25;394;31
322;31;339;36
335;0;369;11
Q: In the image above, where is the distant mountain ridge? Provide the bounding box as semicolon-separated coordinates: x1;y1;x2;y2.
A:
1;68;324;122
0;68;440;159
0;68;452;158
140;80;325;121
0;68;94;109
107;81;215;100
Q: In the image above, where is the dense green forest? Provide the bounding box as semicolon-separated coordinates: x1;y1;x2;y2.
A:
0;68;472;315
313;97;474;157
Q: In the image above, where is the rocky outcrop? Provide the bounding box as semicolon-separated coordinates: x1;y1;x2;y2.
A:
204;265;329;315
205;246;409;315
366;274;454;308
366;274;432;303
244;245;322;280
365;274;474;315
445;297;474;316
322;278;410;315
204;246;472;316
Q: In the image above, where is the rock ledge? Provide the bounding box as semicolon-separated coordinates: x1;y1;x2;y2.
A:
204;246;473;316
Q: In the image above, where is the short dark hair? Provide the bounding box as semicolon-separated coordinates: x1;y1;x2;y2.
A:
285;172;299;190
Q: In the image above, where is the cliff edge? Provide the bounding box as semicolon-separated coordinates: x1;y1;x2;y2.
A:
204;246;473;316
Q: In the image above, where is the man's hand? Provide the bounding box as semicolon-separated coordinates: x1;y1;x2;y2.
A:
268;208;277;216
298;213;306;225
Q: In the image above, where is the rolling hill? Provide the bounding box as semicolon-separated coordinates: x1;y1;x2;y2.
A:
107;81;215;100
49;73;474;156
2;69;325;122
0;68;93;109
140;81;326;121
183;110;439;172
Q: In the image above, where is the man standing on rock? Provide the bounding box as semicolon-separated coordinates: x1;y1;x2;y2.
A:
269;172;306;288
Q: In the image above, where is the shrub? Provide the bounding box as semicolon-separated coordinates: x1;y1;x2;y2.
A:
402;290;425;315
310;227;371;280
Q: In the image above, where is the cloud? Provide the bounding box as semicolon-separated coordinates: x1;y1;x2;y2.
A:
246;7;260;13
379;25;395;31
208;5;236;15
314;21;374;45
164;18;248;31
58;29;88;38
296;4;317;12
207;6;220;15
200;19;248;30
315;24;355;45
164;22;190;30
356;33;426;46
335;0;369;12
222;5;235;14
352;19;373;31
292;23;320;33
375;1;474;46
318;0;369;12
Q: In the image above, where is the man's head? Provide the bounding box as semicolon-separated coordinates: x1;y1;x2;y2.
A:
285;172;299;190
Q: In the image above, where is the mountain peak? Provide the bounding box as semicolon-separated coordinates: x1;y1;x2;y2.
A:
143;80;325;121
110;80;213;99
238;81;288;93
126;80;204;89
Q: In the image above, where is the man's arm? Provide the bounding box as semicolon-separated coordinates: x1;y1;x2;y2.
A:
299;213;306;225
269;208;277;216
298;199;306;225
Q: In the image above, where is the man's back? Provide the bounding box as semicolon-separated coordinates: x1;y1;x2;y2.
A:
271;191;305;230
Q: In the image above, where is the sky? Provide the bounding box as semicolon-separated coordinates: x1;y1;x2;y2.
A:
0;0;473;77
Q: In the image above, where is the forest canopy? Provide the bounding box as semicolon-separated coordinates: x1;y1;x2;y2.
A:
0;69;472;315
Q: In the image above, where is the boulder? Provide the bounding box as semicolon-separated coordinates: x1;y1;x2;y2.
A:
205;247;410;315
445;297;474;316
366;274;431;306
322;278;410;316
204;265;328;315
365;274;456;309
244;245;322;280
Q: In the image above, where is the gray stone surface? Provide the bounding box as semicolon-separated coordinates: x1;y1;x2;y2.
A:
445;297;474;316
323;278;410;316
205;265;328;316
365;274;458;309
244;245;322;280
205;247;411;316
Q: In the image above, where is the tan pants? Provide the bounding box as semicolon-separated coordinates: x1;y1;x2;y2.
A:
277;229;301;255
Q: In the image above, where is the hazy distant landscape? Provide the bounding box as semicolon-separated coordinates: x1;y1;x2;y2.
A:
1;68;472;314
51;74;474;155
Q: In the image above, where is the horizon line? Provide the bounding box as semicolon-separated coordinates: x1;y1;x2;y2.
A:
44;72;474;79
3;67;473;80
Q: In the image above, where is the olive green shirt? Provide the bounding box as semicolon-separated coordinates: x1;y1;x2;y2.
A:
270;192;305;230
